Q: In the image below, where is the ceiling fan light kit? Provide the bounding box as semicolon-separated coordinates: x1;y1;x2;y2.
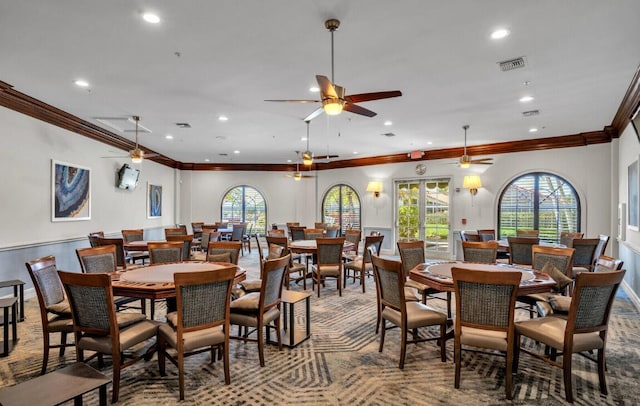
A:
458;125;493;167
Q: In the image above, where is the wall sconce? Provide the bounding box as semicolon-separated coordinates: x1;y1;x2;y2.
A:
463;175;482;195
367;181;383;198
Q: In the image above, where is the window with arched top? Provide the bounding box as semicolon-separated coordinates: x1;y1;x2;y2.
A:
498;172;580;242
221;185;267;235
322;184;361;235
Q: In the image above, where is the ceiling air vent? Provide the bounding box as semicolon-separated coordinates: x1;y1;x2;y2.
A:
175;122;191;128
498;56;526;72
522;110;540;117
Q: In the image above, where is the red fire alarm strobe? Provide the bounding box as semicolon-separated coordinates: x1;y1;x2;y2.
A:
409;150;424;160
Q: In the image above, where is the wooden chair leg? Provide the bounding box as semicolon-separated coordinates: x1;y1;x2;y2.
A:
59;332;68;357
41;333;50;375
563;351;574;403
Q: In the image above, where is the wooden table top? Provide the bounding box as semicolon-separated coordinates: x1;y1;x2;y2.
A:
289;239;355;253
409;261;556;295
112;261;245;299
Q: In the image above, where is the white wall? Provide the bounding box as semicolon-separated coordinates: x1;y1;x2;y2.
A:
0;107;177;280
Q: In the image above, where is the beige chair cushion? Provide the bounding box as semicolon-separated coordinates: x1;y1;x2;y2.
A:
48;316;74;333
239;279;262;292
313;264;341;277
382;301;446;330
78;319;159;354
116;312;148;329
344;258;363;270
516;317;604;353
209;252;232;262
230;292;260;313
266;245;284;260
460;326;508;351
230;307;280;327
541;261;573;292
548;294;572;313
405;279;428;293
47;300;71;316
404;287;419;301
158;323;225;353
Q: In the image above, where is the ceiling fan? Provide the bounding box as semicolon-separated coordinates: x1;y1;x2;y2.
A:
265;18;402;122
458;125;493;167
101;116;157;163
286;151;315;180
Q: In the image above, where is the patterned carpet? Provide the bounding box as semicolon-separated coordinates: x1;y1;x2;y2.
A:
1;248;639;405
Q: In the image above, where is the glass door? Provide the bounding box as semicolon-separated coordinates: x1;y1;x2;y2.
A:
396;178;451;258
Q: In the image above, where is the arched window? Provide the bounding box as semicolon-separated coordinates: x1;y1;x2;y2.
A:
221;185;267;234
322;184;361;234
498;172;580;242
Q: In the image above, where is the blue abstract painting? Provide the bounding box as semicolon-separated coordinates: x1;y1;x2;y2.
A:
52;160;91;221
148;183;162;218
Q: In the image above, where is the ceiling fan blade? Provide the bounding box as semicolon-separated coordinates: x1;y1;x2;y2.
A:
345;90;403;103
314;154;339;160
304;107;324;122
264;99;320;103
316;75;338;98
470;161;494;165
343;103;376;117
101;155;128;159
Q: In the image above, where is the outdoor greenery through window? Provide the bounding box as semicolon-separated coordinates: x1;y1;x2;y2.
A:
396;179;450;255
498;172;580;242
322;184;361;234
221;185;266;235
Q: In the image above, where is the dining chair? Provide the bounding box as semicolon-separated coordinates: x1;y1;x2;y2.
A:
267;229;285;237
518;245;575;318
58;271;159;403
460;231;481;242
452;266;521;400
241;223;253;254
507;237;540;266
166;234;195;261
314;222;327;229
461;241;498;263
165;227;187;238
289;226;307;241
593;234;611;267
158;266;236;400
476;229;496;242
397;240;449;312
25;256;74;375
229;255;289;367
121;229;149;265
536;255;624;317
371;255;447;369
515;269;626;403
265;235;307;289
570;238;600;275
207;241;242;264
559;231;584;248
88;231;104;248
229;224;247;255
312;237;345;297
516;229;539;238
96;237;130;268
342;229;362;262
344;235;383;293
325;225;340;238
190;222;204;239
148;241;184;264
76;245;145;312
304;228;325;240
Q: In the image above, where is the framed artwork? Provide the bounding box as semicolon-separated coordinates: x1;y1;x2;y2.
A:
628;160;639;230
147;183;162;219
52;160;91;221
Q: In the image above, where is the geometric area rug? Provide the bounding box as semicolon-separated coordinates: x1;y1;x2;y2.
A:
1;251;639;405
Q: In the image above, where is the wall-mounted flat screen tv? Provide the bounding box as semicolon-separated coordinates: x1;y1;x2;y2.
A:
117;164;140;190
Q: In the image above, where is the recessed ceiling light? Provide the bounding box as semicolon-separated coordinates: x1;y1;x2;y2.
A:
143;13;160;24
384;120;392;126
287;159;292;163
233;150;240;154
74;79;89;87
218;115;228;121
427;141;433;145
165;135;173;139
301;137;307;141
491;28;510;39
519;96;534;103
309;86;320;92
353;151;359;155
204;158;210;162
529;128;538;133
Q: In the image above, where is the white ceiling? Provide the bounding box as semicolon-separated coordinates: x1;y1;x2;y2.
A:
2;0;639;165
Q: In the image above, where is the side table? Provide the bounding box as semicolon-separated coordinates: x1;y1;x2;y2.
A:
0;362;111;406
0;280;25;322
267;290;311;348
0;297;18;356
